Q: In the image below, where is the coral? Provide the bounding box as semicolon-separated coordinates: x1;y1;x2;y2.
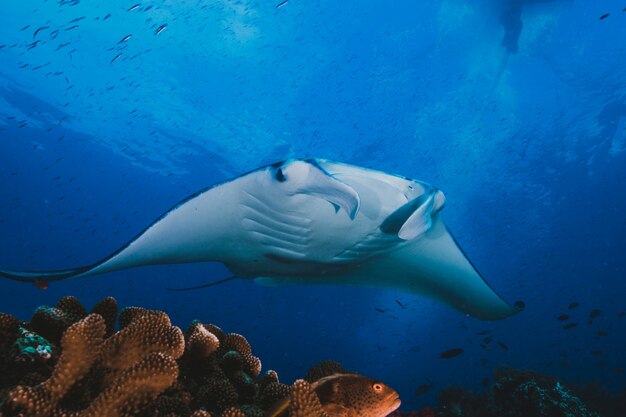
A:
118;307;151;330
195;378;239;414
289;379;327;417
492;367;599;417
202;323;225;341
221;333;262;378
8;313;105;417
572;383;626;417
304;360;347;383
2;295;402;417
91;296;118;338
80;352;178;416
186;321;220;359
0;313;19;351
191;411;212;417
1;298;185;417
221;406;246;417
434;367;602;417
13;326;53;363
259;381;291;410
99;310;184;370
30;296;88;344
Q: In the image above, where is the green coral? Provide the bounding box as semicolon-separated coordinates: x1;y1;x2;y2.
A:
14;327;52;363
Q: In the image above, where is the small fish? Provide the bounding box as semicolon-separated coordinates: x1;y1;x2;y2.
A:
275;0;288;8
144;5;153;11
557;314;570;321
267;371;400;417
439;348;464;359
69;16;85;23
27;40;41;50
34;26;50;38
597;330;607;337
154;24;167;35
128;4;141;12
103;13;112;21
65;25;79;31
497;341;509;351
591;350;602;356
619;311;625;318
476;330;491;336
118;34;132;43
111;53;122;63
599;13;609;20
395;299;405;307
414;383;431;397
568;302;579;309
374;307;388;313
33;279;48;290
563;323;577;330
481;377;490;387
20;25;30;31
590;309;601;319
32;63;50;70
514;300;526;310
483;336;493;343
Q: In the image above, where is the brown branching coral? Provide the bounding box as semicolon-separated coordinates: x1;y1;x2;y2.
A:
118;307;151;330
1;295;350;417
30;296;88;344
195;378;239;413
0;313;19;351
190;410;212;417
259;381;291;410
289;379;328;417
221;333;261;378
99;310;184;370
186;322;220;359
202;324;225;342
90;296;118;338
2;298;186;417
79;352;178;417
221;406;246;417
304;360;347;383
8;313;105;417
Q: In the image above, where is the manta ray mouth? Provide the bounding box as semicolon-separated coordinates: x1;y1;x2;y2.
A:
379;189;443;240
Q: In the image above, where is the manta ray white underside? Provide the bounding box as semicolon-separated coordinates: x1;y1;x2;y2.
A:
0;159;520;320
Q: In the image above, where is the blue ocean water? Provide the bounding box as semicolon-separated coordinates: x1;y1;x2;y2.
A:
0;0;625;412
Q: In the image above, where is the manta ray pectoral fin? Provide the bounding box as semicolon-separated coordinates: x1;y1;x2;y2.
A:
378;217;520;320
261;216;519;320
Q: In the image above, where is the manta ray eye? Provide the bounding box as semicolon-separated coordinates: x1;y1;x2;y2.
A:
275;168;286;182
373;383;383;393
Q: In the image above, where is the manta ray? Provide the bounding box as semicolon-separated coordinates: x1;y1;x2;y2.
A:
0;159;519;320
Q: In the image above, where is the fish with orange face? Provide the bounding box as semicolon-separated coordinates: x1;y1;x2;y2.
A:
267;370;400;417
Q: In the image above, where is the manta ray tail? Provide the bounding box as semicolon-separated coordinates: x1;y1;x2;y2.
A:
0;266;92;284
